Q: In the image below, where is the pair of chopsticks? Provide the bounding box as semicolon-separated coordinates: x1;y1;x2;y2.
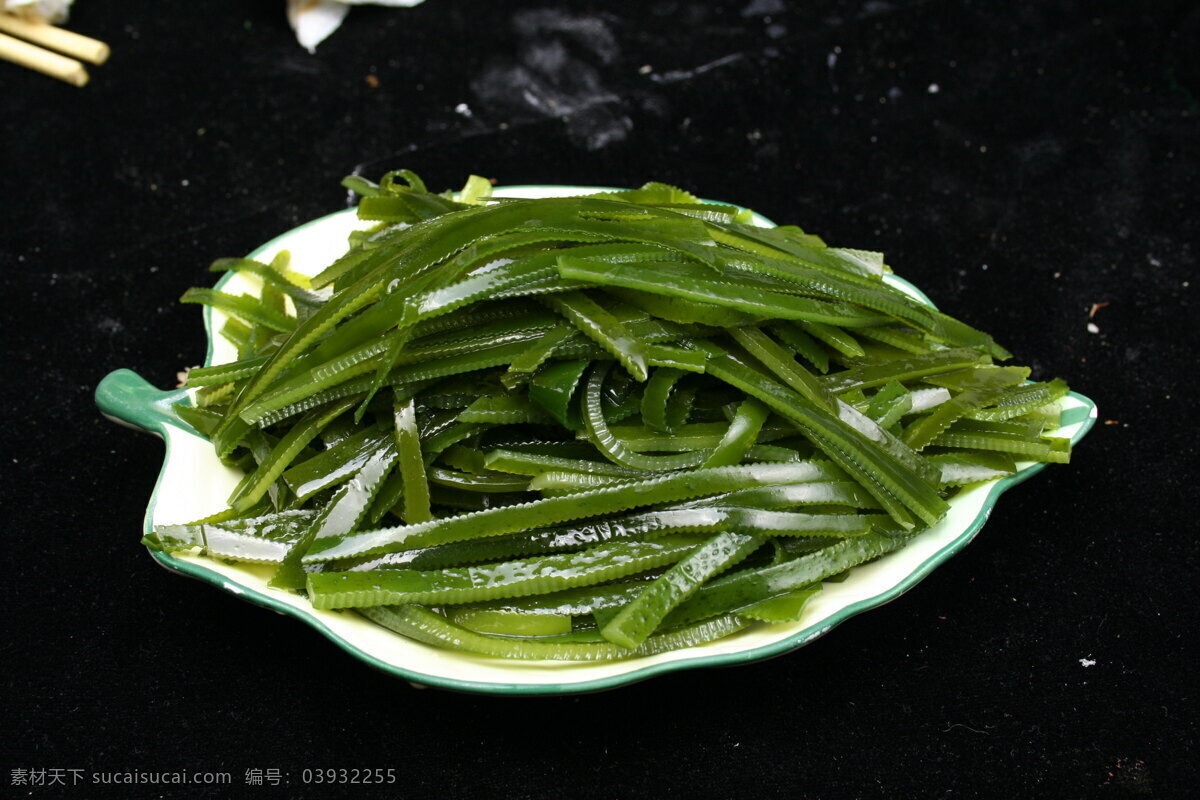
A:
0;13;109;86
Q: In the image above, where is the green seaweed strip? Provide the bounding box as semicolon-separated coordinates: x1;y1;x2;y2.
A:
695;341;946;528
737;586;823;622
528;361;589;431
303;461;840;562
365;468;406;524
730;326;837;412
186;355;271;387
421;421;487;463
393;396;432;524
410;298;539;341
180;287;295;333
427;467;530;493
221;317;252;355
270;445;395;590
243;429;287;510
195;382;238;408
924;309;1009;359
210;253;388;456
228;397;356;512
645;343;707;373
173;404;222;436
835;399;942;486
151;509;316;562
704;222;879;279
438;445;490;473
666;531;908;626
583;363;712;471
607;286;763;328
383;340;539;388
333;510;638;571
968;378;1070;421
360;605;749;661
689;481;876;510
714;251;935;331
543;291;651;381
455;581;652;617
949;418;1044;438
768;321;830;373
799;321;863;358
641;367;688;433
237;345;388;426
556;258;890;327
903;386;1008;451
482;449;642;478
283;429;391;503
408;309;558;352
702;398;770;469
448;609;572;637
529;457;859;494
355;315;418;423
866;381;907;420
208;257;325;312
502;321;578;388
341;174;381;196
931;432;1071;463
334;504;769;573
821;348;989;394
309;246;374;291
593;182;701;204
605;421;794;451
744;443;812;462
601;531;762;647
855;324;931;354
874;392;913;431
307;535;706;608
922;366;1030;391
925;452;1016;487
456;395;554;425
529;472;648;494
662;382;698;431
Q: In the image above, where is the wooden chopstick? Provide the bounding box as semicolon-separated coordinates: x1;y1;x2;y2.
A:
0;13;109;64
0;30;87;86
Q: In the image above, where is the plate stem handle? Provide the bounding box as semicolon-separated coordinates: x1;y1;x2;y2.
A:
96;369;190;438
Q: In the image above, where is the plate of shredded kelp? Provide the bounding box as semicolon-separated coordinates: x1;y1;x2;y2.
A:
96;174;1095;694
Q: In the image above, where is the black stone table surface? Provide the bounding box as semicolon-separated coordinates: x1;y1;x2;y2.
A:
2;2;1196;797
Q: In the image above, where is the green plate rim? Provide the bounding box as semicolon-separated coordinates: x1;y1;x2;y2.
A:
95;185;1096;695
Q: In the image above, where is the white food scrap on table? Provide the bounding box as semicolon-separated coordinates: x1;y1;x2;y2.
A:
287;0;426;53
3;0;72;23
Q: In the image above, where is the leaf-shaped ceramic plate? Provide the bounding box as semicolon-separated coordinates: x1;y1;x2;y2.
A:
96;185;1096;694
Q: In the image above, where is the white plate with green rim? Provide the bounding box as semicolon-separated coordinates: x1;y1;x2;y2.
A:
95;185;1097;695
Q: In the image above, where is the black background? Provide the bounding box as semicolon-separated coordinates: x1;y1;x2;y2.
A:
2;1;1197;797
